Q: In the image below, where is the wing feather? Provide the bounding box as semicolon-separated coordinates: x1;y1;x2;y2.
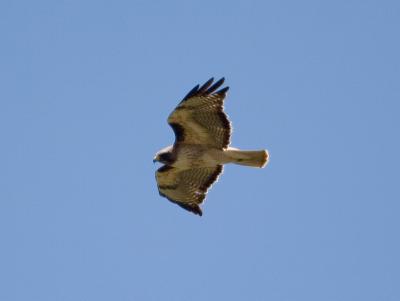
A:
182;84;200;101
168;78;231;148
205;77;225;94
155;165;223;216
196;77;214;95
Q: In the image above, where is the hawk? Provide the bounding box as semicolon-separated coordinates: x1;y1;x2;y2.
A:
154;78;269;216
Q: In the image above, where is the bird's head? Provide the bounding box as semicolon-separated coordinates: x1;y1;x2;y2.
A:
153;145;175;165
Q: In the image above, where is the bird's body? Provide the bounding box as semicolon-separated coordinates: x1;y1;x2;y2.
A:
154;78;269;216
159;144;266;169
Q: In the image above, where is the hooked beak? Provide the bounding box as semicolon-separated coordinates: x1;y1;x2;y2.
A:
153;158;157;163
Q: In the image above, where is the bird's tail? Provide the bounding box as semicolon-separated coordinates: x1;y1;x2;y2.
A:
224;148;269;168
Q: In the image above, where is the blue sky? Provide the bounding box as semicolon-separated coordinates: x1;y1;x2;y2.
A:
1;0;399;300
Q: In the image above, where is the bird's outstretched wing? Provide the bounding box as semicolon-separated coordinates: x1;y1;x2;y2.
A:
168;78;231;149
155;164;223;216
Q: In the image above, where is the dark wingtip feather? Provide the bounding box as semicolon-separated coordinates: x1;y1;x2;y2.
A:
181;77;228;102
216;86;229;95
182;84;200;101
206;77;225;94
197;77;214;95
190;204;203;216
176;203;203;216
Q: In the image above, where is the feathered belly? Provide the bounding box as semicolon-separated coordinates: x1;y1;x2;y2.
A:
172;145;224;168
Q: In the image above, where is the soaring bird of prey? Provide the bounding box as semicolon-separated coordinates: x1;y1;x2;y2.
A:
154;78;269;216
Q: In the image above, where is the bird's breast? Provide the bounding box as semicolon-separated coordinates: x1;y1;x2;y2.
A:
173;145;221;168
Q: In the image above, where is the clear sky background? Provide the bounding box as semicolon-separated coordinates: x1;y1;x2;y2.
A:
1;0;399;300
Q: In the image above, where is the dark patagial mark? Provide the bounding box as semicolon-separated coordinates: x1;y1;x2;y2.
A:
158;184;179;191
157;165;174;173
169;122;185;143
158;183;179;198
